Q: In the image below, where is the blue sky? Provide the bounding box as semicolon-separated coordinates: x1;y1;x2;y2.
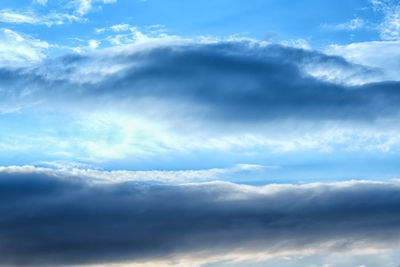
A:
0;0;393;54
1;0;400;266
0;0;386;64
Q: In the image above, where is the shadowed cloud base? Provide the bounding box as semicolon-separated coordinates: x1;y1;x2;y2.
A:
0;169;400;266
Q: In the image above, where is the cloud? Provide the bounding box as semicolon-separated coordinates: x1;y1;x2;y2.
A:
0;163;270;184
71;0;118;15
380;10;400;40
110;23;132;32
0;10;37;24
0;28;49;65
322;18;365;31
279;38;311;50
0;9;81;26
3;41;400;158
88;39;100;49
14;42;398;122
91;24;180;51
0;0;118;27
72;0;92;15
105;26;181;46
92;23;181;47
0;168;399;266
2;109;400;161
326;40;400;82
369;0;400;40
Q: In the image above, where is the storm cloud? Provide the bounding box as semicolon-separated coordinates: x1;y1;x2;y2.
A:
1;42;399;123
1;169;400;266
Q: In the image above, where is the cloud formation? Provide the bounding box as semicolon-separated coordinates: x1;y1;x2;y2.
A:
0;9;81;26
1;41;398;122
326;40;400;82
0;168;400;266
0;28;49;65
2;41;400;160
0;163;269;184
370;0;400;40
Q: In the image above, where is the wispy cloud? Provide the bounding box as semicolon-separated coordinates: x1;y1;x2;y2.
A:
0;10;37;24
369;0;400;40
110;23;132;32
322;18;365;31
0;0;119;27
71;0;118;16
103;24;180;46
0;9;81;26
77;24;178;52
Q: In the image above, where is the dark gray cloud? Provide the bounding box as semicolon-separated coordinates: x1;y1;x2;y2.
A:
1;170;400;266
0;42;399;123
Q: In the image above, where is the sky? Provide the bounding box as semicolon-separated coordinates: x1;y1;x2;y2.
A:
1;0;400;266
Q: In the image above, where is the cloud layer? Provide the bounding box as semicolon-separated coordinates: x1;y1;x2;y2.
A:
1;168;400;266
2;41;400;161
1;41;398;123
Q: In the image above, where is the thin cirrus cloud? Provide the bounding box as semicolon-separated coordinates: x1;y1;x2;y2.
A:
0;168;399;266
